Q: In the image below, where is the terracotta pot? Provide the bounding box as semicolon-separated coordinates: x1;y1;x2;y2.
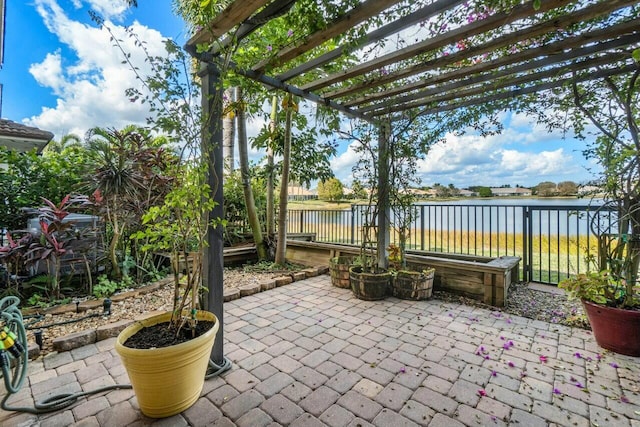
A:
349;266;391;301
582;300;640;357
329;256;354;288
115;311;219;418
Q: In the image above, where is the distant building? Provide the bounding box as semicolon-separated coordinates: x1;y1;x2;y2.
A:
490;187;532;197
288;185;317;201
458;189;475;197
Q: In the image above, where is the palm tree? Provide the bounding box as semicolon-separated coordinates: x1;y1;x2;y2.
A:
86;126;149;279
44;133;82;154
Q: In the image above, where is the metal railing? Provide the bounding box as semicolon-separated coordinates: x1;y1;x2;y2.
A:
286;204;615;285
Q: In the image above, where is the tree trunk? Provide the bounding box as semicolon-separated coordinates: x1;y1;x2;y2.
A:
266;96;277;236
222;87;235;172
275;95;293;265
236;87;267;261
107;205;122;280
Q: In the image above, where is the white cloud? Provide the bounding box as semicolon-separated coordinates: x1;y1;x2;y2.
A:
25;0;169;139
78;0;130;21
413;130;586;187
28;51;65;95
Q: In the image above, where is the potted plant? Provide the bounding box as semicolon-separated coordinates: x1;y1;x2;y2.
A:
541;57;640;356
389;192;435;300
389;244;435;301
349;220;392;301
346;128;392;301
98;29;224;417
559;266;640;356
124;164;220;418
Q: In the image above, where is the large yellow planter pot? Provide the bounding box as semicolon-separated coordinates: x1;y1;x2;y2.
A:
115;311;219;418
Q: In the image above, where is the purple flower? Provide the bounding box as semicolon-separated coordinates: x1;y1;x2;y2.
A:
596;354;602;361
491;370;497;377
507;361;515;368
400;367;406;374
506;318;512;324
478;389;487;397
287;29;293;37
575;382;584;389
574;352;582;359
620;395;630;403
484;355;491;360
609;362;619;368
448;313;454;317
267;45;273;51
539;355;548;363
553;388;562;395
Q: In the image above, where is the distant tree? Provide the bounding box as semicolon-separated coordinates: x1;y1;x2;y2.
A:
318;178;344;202
536;181;557;197
557;181;578;196
433;183;450;198
478;186;493;197
350;180;367;200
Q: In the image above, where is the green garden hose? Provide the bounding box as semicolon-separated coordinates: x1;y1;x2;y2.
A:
0;296;230;415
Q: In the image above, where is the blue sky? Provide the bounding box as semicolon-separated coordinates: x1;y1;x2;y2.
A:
2;0;599;189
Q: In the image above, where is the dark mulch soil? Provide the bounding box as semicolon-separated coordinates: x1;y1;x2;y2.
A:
123;320;216;349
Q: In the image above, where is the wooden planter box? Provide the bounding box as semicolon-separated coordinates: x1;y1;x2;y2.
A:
285;241;520;307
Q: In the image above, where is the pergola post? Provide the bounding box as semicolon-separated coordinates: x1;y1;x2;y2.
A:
377;121;391;269
199;61;225;365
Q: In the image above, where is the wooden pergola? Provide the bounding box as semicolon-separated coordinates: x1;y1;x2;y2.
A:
184;0;640;364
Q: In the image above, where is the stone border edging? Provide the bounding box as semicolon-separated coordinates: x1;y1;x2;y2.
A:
39;266;329;358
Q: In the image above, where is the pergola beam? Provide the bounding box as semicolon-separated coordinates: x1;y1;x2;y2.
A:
366;55;633;117
300;0;571;93
324;2;640;101
231;63;377;123
187;0;273;46
275;0;466;82
252;0;404;73
382;64;638;120
347;30;640;110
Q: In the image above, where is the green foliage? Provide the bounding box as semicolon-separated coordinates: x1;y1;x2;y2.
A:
0;145;91;233
317;178;344;202
93;275;121;298
350;180;367;199
83;126;176;281
559;270;637;307
477;186;493;197
223;168;267;242
251;116;337;187
26;290;71;309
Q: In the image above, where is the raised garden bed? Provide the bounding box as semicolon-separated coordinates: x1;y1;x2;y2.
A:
285;240;520;307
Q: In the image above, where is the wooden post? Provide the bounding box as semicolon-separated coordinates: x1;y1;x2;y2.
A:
199;61;225;365
377;122;391;269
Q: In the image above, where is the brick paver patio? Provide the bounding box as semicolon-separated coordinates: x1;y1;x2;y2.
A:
1;275;640;426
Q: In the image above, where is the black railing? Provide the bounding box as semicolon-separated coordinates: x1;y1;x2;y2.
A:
287;204;615;285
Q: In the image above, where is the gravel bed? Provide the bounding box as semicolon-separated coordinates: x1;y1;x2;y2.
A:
25;270;589;357
435;280;589;329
